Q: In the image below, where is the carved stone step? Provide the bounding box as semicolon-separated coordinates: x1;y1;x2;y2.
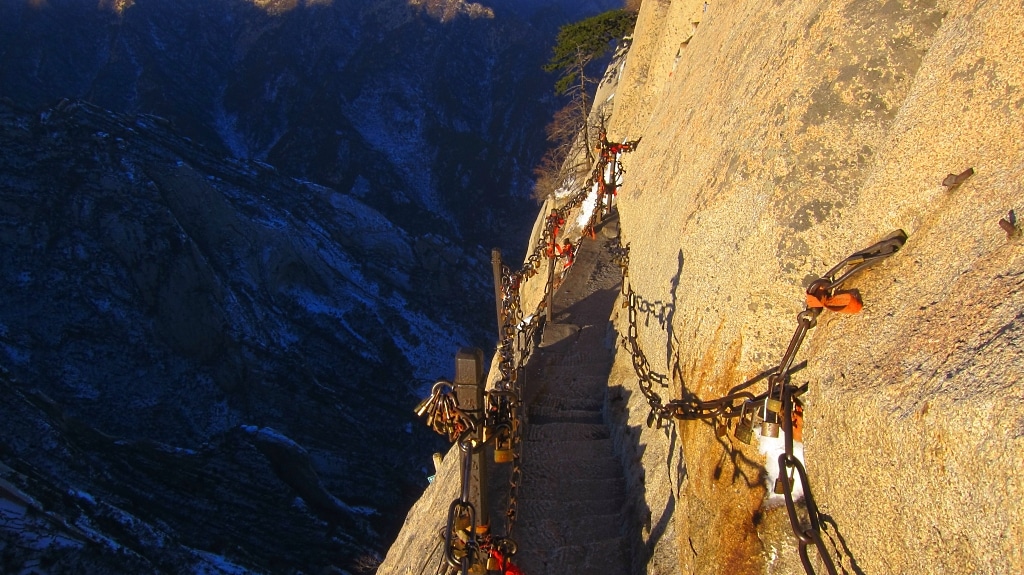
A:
523;422;609;441
527;405;603;425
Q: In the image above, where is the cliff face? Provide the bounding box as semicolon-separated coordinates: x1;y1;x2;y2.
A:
382;0;1023;573
611;0;1022;573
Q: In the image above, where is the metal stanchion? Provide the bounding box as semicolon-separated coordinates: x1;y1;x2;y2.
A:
454;348;488;535
491;249;504;342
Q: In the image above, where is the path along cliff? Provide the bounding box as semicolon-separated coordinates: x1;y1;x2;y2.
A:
378;208;634;575
381;0;1023;574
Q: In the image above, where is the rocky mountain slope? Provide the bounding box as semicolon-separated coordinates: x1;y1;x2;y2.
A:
380;0;1023;574
0;1;630;572
0;96;484;573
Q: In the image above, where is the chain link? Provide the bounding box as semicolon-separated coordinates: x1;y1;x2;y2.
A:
612;230;906;575
415;139;643;571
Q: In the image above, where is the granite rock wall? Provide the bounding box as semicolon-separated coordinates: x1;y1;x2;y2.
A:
608;0;1023;573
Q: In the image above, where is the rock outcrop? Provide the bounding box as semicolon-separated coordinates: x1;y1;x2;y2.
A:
381;1;1023;574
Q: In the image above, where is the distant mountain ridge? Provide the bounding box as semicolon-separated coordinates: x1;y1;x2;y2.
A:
0;0;618;247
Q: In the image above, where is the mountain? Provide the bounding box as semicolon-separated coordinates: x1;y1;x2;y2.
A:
379;1;1024;574
0;1;628;572
0;96;479;573
0;0;618;248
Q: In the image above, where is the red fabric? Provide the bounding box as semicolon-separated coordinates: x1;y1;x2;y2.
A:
548;213;564;241
791;403;804;443
805;289;862;313
489;551;524;575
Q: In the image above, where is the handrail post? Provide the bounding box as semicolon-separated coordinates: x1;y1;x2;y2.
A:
546;251;554;323
454;348;488;535
491;248;504;342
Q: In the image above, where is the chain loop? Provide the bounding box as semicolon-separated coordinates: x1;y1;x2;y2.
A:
614;231;906;575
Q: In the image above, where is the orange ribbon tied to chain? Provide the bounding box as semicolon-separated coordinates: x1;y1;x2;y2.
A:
805;289;863;313
547;211;564;240
791;401;804;443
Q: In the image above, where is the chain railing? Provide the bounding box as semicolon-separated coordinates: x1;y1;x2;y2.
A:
408;117;910;573
585;132;641;236
412;173;596;575
613;230;907;574
411;120;905;573
412;131;641;574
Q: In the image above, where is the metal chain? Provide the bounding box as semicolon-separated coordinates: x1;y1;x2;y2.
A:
415;146;632;571
613;240;766;428
777;382;840;575
444;442;479;575
490;176;600;542
612;230;907;575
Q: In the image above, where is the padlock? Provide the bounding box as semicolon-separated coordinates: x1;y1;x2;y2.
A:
494;443;514;464
774;477;786;494
455;514;471;532
760;401;780;438
734;402;754;444
486;555;500;571
414;394;434;417
760;419;780;438
715;418;728;438
444;398;458;428
494;426;514;464
468;558;485;575
766;397;782;414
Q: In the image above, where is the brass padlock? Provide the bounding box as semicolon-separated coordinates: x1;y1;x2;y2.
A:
414;394;433;417
494;425;514;464
760;400;780;438
774;477;786;494
715;418;728;437
486;555;500;571
734;402;754;444
766;397;782;414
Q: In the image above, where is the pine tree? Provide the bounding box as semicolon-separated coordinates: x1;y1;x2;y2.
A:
532;8;637;202
543;9;637;96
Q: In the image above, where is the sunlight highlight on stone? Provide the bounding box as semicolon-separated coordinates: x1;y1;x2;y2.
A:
248;0;335;16
407;0;494;22
96;0;133;15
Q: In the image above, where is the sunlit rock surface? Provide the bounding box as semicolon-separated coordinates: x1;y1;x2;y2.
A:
382;1;1023;574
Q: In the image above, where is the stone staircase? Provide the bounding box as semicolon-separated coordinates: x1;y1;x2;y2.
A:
508;215;631;575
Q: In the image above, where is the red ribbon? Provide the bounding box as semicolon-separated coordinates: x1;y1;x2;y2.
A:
805;289;863;313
